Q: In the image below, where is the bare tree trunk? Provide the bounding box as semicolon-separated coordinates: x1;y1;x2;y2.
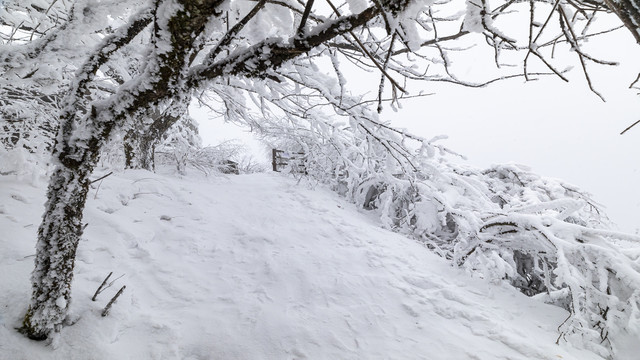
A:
123;100;189;171
124;129;158;171
21;155;94;340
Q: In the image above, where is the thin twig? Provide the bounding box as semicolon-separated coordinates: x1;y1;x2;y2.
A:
325;0;406;94
530;49;569;82
205;0;267;64
630;73;640;89
620;119;640;135
557;5;608;101
89;171;113;184
101;285;126;317
92;272;112;301
90;172;112;198
377;33;396;113
343;92;434;111
386;30;470;55
92;272;125;301
525;0;561;79
525;0;535;80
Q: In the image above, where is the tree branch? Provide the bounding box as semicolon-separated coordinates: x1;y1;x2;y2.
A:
295;0;316;39
205;0;268;65
620;119;640;135
187;5;385;86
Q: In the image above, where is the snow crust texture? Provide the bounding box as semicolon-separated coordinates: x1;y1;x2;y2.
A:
0;170;625;359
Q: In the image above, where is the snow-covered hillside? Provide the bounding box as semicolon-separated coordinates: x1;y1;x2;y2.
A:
0;170;622;359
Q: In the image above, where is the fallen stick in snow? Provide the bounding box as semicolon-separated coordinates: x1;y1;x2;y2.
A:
92;272;124;301
92;272;112;301
102;286;126;317
90;171;114;184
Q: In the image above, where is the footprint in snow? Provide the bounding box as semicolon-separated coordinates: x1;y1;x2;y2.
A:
10;193;28;203
402;275;437;290
2;214;18;222
402;303;420;318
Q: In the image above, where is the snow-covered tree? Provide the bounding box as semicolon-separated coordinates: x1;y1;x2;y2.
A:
0;0;638;351
265;112;640;357
0;0;148;163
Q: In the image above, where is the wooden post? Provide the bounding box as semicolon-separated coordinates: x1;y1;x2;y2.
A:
272;149;278;172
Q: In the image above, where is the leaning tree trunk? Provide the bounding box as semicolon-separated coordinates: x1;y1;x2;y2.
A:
21;149;95;340
18;3;207;339
17;0;225;340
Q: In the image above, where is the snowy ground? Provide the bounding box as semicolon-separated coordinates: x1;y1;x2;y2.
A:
0;169;618;359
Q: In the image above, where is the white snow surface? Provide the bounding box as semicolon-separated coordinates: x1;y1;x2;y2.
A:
0;170;612;359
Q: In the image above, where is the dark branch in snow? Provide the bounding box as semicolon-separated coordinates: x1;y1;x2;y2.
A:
101;285;126;317
295;0;316;40
92;272;112;301
90;172;114;184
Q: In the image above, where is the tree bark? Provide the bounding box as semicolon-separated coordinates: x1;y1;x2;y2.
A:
21;152;94;339
123;98;189;170
124;129;158;171
602;0;640;44
17;7;159;339
19;1;221;338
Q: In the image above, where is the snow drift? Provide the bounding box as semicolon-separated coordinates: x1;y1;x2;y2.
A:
0;169;630;359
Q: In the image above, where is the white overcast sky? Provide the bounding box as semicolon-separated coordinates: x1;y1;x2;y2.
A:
195;21;640;233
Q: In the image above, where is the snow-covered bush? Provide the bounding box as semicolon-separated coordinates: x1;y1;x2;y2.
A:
273;121;640;358
0;85;58;180
237;155;267;174
0;86;58;153
156;135;245;176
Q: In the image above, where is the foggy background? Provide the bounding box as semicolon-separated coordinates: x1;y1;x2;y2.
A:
194;26;639;233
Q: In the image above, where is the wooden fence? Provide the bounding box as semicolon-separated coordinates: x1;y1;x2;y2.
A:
272;149;306;173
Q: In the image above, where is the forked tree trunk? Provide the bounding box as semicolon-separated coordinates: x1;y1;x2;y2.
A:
21;154;94;340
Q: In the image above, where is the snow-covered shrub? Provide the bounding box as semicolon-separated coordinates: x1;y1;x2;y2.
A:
156;137;245;176
273;121;640;358
236;155;267;174
193;25;640;356
0;85;58;180
0;87;58;154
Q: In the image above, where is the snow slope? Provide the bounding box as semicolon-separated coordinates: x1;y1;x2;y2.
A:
0;170;613;359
